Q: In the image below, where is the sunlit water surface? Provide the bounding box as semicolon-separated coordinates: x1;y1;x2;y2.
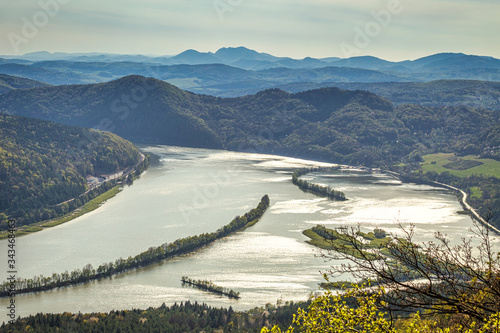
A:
0;146;478;317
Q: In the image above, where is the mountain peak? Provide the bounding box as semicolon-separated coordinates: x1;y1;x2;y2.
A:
216;46;253;52
170;50;220;64
110;75;180;91
215;46;276;63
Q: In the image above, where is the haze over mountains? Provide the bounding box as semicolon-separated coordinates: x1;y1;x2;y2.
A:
3;47;500;72
0;46;499;171
1;47;499;100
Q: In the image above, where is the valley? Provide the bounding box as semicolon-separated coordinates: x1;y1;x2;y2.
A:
0;146;477;317
0;48;499;332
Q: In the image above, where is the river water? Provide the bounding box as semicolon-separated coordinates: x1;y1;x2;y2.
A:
0;146;475;317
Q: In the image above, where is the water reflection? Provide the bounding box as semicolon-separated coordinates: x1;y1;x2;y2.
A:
0;146;475;316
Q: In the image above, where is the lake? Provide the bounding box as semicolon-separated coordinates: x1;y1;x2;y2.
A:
0;146;475;317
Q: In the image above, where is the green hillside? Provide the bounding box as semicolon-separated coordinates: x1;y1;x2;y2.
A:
0;75;221;148
1;76;497;168
0;74;49;95
0;113;141;230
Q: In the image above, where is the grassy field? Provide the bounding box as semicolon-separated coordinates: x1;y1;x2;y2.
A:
0;186;122;239
421;153;500;178
470;186;484;199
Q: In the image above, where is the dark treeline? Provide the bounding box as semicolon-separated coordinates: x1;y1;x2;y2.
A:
1;299;306;333
181;276;240;299
292;167;346;201
0;195;270;298
4;76;498;168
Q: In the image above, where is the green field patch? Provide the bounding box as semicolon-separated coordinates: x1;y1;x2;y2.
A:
421;153;500;178
470;186;483;199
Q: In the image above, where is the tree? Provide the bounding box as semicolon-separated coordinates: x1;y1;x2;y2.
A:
373;227;387;239
262;285;394;333
261;284;500;333
319;217;500;328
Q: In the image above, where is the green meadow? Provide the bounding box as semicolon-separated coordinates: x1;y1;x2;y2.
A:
421;153;500;178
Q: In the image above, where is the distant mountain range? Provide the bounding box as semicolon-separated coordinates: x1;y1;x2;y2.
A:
3;47;500;72
0;48;499;111
0;47;499;96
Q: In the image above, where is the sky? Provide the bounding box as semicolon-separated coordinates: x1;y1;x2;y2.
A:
0;0;499;61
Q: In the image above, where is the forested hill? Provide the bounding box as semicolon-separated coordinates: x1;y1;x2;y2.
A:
0;74;49;95
278;80;500;110
0;76;221;148
0;75;498;167
0;113;141;230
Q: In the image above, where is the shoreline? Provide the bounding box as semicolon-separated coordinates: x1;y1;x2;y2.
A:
3;144;491;240
0;152;148;240
380;169;500;234
292;161;496;234
0;186;123;240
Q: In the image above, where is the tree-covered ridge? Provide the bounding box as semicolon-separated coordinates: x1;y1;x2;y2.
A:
0;195;270;297
0;74;49;95
0;113;141;229
1;76;497;168
0;75;222;148
280;80;500;110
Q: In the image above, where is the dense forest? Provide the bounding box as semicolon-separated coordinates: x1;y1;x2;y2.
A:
0;75;497;167
0;76;498;226
0;113;141;230
1;300;305;333
280;80;500;110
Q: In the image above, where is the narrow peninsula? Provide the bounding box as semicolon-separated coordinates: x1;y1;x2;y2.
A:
181;276;241;299
292;167;347;201
0;195;270;298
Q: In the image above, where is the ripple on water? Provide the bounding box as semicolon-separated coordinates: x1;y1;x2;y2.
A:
270;198;327;214
0;146;479;316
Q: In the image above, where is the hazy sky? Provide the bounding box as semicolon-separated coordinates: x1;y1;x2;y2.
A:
1;0;499;60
